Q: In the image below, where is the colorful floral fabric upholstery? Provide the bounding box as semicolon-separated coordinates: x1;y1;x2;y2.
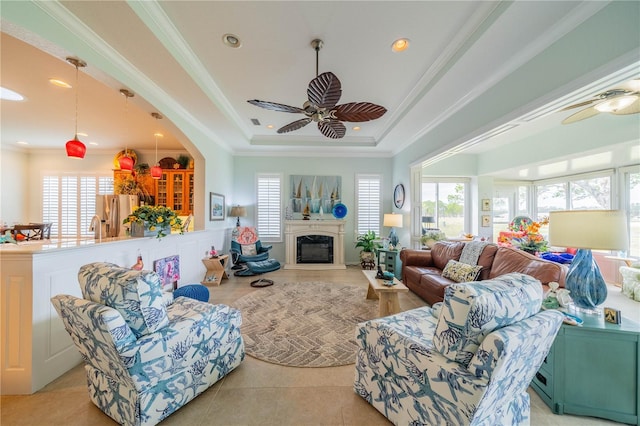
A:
434;272;543;366
354;273;563;425
78;262;169;338
51;263;245;426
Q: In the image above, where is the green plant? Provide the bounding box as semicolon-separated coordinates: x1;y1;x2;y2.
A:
122;205;183;239
176;154;190;169
355;230;382;253
420;229;446;248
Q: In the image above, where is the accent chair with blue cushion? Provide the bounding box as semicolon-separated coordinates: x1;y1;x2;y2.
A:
354;272;563;425
230;226;272;266
50;262;244;426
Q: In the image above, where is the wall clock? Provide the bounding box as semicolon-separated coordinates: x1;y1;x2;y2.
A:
394;184;405;209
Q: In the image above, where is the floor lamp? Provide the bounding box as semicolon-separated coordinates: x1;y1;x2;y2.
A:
548;210;628;313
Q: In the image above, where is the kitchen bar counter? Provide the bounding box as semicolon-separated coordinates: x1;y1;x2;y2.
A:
0;229;221;395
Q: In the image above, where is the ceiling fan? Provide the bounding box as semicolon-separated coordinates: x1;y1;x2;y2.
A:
247;39;387;139
561;79;640;124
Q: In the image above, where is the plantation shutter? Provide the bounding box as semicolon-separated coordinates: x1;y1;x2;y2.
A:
256;173;282;241
356;174;381;236
42;174;114;239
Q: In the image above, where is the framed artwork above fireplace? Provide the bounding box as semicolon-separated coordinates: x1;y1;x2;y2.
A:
289;175;341;218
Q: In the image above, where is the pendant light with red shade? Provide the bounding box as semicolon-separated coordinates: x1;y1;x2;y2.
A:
65;57;87;158
150;112;163;179
118;89;135;172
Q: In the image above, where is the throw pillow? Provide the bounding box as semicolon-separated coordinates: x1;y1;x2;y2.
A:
442;259;483;283
241;243;257;256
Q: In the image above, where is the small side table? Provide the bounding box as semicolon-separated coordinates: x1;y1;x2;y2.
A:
377;249;402;280
201;254;229;286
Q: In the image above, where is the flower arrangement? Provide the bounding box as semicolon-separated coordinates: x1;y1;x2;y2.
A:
500;216;549;254
123;205;183;239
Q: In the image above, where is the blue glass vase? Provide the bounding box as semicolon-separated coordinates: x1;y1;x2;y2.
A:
565;248;607;312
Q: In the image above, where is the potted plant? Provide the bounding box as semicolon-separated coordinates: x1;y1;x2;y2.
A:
122;205;183;239
420;229;446;249
176;154;191;169
355;230;382;269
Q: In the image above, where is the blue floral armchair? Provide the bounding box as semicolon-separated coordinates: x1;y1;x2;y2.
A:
354;272;563;425
50;262;245;426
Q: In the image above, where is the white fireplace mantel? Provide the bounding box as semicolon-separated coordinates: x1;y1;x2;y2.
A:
284;220;346;270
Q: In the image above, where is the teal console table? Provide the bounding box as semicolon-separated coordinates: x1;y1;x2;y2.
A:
376;249;402;280
531;311;640;425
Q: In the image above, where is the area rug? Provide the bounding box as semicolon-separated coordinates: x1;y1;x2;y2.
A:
231;281;378;367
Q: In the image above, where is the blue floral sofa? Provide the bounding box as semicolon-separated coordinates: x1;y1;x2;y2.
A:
354;272;563;425
51;262;245;426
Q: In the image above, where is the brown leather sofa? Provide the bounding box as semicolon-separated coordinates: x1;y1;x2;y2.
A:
400;241;567;305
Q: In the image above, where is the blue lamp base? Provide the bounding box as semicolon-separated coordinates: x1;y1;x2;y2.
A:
565;248;607;313
388;228;399;247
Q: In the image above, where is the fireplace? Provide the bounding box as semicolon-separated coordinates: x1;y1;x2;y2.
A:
284;220;346;270
297;235;334;264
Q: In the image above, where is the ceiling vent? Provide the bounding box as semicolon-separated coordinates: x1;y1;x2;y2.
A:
251;118;261;126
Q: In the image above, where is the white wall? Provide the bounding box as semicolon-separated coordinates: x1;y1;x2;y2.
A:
0;148;29;225
233;155;393;265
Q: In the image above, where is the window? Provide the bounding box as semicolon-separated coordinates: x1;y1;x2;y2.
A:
622;167;639;257
536;171;612;215
421;179;469;237
256;173;282;242
355;174;381;236
42;174;113;238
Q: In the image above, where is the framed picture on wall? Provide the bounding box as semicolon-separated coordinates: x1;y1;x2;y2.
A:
210;193;225;221
481;215;491;227
482;199;491;211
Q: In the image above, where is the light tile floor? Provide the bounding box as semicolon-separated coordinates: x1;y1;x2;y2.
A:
1;266;634;425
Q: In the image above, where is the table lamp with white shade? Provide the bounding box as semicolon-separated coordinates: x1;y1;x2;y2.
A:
384;213;403;248
548;210;628;313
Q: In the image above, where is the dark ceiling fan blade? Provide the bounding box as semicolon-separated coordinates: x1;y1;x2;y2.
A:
247;100;305;114
318;120;346;139
611;96;640;115
277;118;312;134
333;102;387;122
561;106;600;124
307;72;342;109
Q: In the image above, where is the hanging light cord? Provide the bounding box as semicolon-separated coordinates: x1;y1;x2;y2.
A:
74;64;79;138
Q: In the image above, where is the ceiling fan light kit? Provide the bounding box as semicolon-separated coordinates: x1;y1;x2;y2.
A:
247;39;387;139
561;80;640;124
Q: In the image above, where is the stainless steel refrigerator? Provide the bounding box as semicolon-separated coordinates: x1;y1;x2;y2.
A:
96;194;139;237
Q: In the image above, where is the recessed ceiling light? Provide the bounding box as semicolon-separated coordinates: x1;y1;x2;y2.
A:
89;142;99;146
17;141;29;145
391;38;410;52
154;132;164;138
267;124;274;129
49;79;72;88
352;126;361;131
0;87;25;101
222;33;242;48
77;132;88;137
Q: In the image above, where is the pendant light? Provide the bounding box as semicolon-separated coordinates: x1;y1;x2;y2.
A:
118;89;135;171
65;57;87;158
150;112;163;179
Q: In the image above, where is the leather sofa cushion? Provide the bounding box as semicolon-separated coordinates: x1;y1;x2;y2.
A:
489;247;566;285
418;273;456;306
475;244;498;280
431;241;465;271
